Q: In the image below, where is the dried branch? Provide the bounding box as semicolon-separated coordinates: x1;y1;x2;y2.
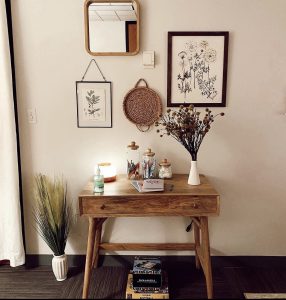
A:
155;105;224;160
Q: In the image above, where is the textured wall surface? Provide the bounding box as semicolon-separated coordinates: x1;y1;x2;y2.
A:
11;0;286;255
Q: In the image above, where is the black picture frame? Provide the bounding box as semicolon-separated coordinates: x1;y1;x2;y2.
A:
167;31;229;107
76;81;112;128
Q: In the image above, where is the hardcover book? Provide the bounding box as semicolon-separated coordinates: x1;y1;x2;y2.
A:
131;179;164;193
133;257;162;274
126;273;169;299
132;257;162;289
132;274;162;289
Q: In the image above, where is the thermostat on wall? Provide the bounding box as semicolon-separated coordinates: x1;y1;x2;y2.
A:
143;51;155;69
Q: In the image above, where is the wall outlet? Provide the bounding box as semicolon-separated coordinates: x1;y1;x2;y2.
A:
27;108;37;124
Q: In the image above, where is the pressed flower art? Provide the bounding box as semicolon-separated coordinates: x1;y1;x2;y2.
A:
83;89;106;121
76;81;112;128
167;32;229;107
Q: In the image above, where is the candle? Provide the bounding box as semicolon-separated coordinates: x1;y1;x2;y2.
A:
97;163;117;182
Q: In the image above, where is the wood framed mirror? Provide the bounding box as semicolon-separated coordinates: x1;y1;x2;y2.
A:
84;0;140;56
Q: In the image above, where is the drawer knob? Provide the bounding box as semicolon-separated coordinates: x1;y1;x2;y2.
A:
100;204;106;210
193;203;199;209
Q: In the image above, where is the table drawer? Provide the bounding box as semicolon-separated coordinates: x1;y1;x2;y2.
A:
79;195;219;217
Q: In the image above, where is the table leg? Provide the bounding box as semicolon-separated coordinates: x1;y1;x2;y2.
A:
92;222;103;269
194;220;201;270
82;217;97;299
200;217;213;299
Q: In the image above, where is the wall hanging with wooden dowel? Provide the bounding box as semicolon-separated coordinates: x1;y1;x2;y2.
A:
123;78;162;132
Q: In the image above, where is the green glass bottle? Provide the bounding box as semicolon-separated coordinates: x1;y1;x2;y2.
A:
94;165;104;193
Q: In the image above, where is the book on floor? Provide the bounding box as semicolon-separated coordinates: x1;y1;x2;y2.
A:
133;256;162;274
132;256;162;289
126;273;169;299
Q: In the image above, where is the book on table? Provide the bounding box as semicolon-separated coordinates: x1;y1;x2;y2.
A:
131;179;164;193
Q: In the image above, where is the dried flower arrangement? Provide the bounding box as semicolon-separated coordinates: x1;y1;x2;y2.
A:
155;105;224;161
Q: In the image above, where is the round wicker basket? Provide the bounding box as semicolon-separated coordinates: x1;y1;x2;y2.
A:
123;79;162;131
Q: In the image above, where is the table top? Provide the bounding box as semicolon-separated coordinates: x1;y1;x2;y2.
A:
79;174;219;198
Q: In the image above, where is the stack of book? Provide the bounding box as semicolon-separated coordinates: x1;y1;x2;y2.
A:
131;179;164;193
126;257;169;299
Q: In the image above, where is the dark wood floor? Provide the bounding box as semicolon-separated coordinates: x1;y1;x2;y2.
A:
1;261;286;299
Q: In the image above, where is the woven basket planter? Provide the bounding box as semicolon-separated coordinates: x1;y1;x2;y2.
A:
123;79;162;131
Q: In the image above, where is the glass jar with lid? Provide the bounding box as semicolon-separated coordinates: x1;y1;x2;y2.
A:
127;141;140;180
142;148;156;179
158;159;172;179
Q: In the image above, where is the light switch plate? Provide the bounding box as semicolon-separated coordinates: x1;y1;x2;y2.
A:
143;51;155;69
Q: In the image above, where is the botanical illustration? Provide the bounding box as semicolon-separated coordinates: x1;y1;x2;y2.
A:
177;40;218;101
86;90;100;116
83;88;106;121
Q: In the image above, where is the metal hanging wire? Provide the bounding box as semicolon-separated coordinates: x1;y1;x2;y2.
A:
81;59;107;82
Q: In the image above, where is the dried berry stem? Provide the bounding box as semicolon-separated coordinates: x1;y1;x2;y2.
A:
155;105;224;160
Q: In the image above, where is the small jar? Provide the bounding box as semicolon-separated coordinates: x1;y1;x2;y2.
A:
127;141;140;180
142;148;156;179
158;159;172;179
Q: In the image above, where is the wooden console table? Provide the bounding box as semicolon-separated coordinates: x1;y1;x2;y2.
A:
78;174;220;299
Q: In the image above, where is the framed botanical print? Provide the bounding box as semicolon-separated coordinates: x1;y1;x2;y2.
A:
76;81;112;128
167;31;229;107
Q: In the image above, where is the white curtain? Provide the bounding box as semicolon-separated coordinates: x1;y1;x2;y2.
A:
0;0;25;267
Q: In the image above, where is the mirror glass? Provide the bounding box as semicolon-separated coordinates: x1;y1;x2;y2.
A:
85;0;139;55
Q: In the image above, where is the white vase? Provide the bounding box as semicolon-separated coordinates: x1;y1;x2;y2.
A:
52;254;68;281
188;160;200;185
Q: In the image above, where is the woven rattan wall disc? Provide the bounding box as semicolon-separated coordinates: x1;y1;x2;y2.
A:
123;79;162;131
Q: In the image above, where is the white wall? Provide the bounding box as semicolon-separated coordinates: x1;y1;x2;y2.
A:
11;0;286;256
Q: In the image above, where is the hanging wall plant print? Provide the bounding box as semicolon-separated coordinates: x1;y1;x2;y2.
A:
76;81;112;128
167;32;229;107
